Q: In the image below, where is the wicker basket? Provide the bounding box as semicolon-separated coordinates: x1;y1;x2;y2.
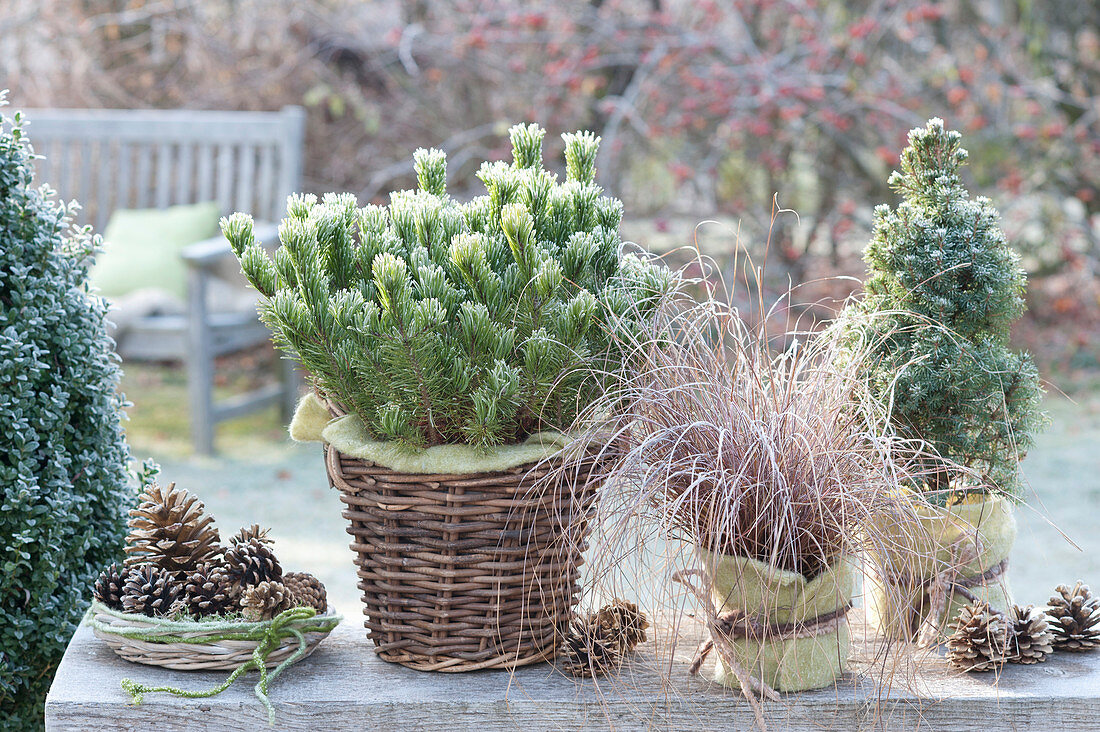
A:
325;443;602;671
88;602;339;671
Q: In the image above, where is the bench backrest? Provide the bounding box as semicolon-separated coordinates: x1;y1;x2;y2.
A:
20;106;305;233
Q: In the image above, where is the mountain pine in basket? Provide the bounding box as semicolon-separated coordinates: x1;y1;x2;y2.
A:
0;96;134;729
839;119;1044;499
223;123;672;449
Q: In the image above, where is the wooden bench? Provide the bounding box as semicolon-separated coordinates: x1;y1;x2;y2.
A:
45;617;1100;730
23;107;306;454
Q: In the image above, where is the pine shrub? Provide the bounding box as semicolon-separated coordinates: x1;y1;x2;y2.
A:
224;123;672;449
840;118;1044;498
0;97;133;729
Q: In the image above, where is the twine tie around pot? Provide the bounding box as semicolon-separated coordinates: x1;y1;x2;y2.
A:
916;556;1008;647
673;569;853;730
896;529;1009;648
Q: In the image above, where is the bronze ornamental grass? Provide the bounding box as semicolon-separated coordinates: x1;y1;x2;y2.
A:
569;259;950;581
552;251;986;722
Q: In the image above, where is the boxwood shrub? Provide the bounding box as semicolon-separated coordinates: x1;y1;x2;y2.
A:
0;96;133;730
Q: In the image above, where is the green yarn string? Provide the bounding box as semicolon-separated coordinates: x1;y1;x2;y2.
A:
85;603;341;726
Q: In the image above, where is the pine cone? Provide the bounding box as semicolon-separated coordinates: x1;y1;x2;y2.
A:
92;563;127;610
590;599;649;653
181;561;236;618
224;536;283;594
241;581;295;622
946;601;1010;672
284;572;328;614
559;619;623;677
1007;604;1054;664
1047;582;1100;652
121;565;182;617
231;524;273;546
124;482;221;576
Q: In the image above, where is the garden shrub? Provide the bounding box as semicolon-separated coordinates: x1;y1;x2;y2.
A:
224;123;673;450
839;119;1044;500
0;96;133;730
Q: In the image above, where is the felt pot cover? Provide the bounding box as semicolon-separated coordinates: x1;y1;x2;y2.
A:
697;548;857;692
866;496;1015;641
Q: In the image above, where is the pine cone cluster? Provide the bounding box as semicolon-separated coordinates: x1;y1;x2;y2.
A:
1047;582;1100;652
91;481;329;622
946;583;1100;673
560;599;650;678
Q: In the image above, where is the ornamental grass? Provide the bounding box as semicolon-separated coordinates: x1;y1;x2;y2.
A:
568;256;950;580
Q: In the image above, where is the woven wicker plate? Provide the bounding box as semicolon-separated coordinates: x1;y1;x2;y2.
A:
88;602;340;671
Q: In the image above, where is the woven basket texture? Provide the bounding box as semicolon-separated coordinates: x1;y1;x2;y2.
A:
90;608;335;671
325;442;602;672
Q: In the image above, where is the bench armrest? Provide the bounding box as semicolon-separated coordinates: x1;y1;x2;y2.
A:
180;222;281;268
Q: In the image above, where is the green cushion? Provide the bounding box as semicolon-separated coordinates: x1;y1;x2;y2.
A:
91;201;222;299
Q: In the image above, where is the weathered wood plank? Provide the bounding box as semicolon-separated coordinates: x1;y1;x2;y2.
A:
278;105;306;214
215;143;233;214
34;137;54;186
45;618;1100;732
95;139;114;232
186;265;215;455
135;144;153;209
257;143;275;221
155;143;172;209
196;142;214;202
22;109;296;144
175;142;194;206
116;142;132;212
76;140;93;223
234;144;255;216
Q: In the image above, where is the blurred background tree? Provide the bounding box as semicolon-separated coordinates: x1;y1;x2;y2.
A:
2;0;1097;377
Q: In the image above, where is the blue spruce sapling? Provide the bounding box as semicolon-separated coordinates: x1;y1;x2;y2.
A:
840;118;1044;500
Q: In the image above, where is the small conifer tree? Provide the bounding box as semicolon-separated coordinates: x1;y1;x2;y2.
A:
0;96;133;729
224;123;672;450
841;118;1043;499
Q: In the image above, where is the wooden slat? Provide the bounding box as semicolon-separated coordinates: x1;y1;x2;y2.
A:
54;140;70;203
155;143;172;209
35;138;53;188
257;143;275;220
116;143;132;212
175;141;193;205
235;144;256;215
77;140;94;224
135;145;153;208
22;109;293;144
277;105;306;215
95;139;114;232
196;143;214;202
211;383;283;422
215;143;234;213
